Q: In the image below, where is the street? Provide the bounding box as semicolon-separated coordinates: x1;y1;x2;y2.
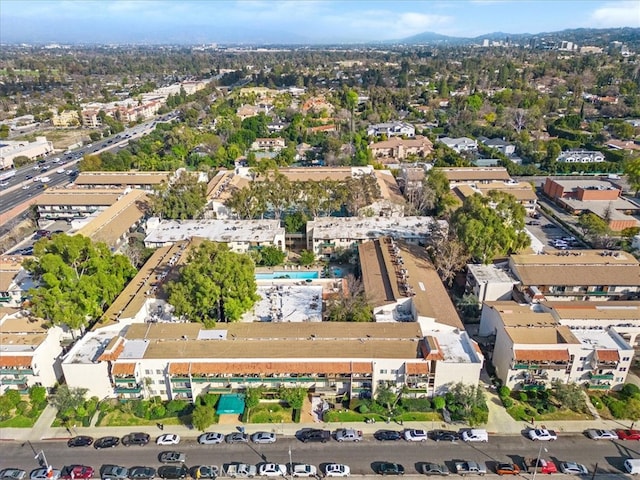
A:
1;434;638;476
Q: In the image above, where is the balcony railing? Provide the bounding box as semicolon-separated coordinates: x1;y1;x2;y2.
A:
587;384;611;390
114;377;137;384
1;376;27;385
0;368;33;375
170;377;190;383
115;386;142;394
590;373;615;380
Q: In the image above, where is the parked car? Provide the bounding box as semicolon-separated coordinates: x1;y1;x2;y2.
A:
100;465;129;480
61;466;94;480
198;432;225;445
324;465;350;478
225;432;249;444
461;429;488;442
559;463;588;475
290;465;317;478
157;466;188;480
159;452;186;464
94;436;120;449
30;470;60;480
616;429;640;441
403;429;428;442
67;436;93;447
0;469;26;480
524;458;557;475
528;428;557;441
374;430;402;441
586;429;618;440
495;463;520;476
298;429;330;443
128;467;156;480
157;434;180;445
420;464;449;476
429;430;459;442
190;467;217;480
122;432;150;446
374;463;404;476
224;464;257;479
251;432;277;444
257;464;287;477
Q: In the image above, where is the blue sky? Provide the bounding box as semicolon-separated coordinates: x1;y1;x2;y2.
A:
1;0;639;44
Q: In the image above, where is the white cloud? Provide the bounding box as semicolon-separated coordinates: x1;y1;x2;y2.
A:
590;2;640;28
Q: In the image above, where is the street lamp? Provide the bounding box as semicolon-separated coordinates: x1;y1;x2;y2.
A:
288;446;293;480
532;445;548;480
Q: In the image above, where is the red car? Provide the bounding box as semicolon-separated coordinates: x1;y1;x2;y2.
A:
61;466;94;480
617;429;640;441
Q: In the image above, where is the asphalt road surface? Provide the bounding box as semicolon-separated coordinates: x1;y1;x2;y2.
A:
1;434;638;476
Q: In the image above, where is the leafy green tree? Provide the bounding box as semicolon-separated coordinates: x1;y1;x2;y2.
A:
12;156;31;168
278;387;307;410
432;396;446;411
423;169;457;217
29;385;47;408
447;383;488;426
4;390;21;408
577;212;610;239
165;240;259;324
191;404;215;431
466;94;483;112
0;124;10;139
625;157;640;196
451;191;529;264
25;235;136;332
0;395;14;420
326;275;373;322
258;246;286;266
152;173;207;220
551;381;585;412
284;211;309;233
244;386;264;418
375;384;398;413
298;250;315;266
49;385;88;420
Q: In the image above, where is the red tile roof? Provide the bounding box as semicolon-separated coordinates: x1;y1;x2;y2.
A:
514;349;570;362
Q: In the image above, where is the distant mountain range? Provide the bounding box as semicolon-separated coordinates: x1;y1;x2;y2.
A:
396;27;640;48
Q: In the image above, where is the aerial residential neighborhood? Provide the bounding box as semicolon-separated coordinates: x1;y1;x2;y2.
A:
0;0;640;477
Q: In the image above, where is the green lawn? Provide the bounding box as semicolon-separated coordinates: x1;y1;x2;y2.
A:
323;410;440;423
0;414;39;428
97;410;191;427
506;403;592;421
247;403;292;423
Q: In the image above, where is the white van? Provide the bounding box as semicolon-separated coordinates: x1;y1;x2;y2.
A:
625;459;640;475
461;429;488;442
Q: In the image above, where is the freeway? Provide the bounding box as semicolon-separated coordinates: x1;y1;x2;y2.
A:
0;434;636;477
0;113;178;216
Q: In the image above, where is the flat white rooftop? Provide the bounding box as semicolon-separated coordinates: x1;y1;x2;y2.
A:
144;219;284;245
248;285;323;323
308;216;443;241
570;327;631;351
433;330;481;364
467;263;518;283
63;330;116;365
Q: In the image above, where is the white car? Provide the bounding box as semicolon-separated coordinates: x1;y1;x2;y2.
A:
324;465;350;478
198;432;225;445
586;429;618;440
403;429;428;442
461;429;488;442
251;432;277;444
21;184;30;190
257;464;286;477
30;470;61;480
0;181;9;187
57;168;65;174
156;433;180;445
290;465;317;478
559;462;588;475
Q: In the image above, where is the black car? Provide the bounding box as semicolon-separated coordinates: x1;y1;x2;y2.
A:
429;430;460;442
374;430;402;441
94;436;120;449
157;467;188;480
25;175;32;180
100;465;128;480
128;468;155;480
375;463;405;476
122;432;150;446
298;429;331;443
67;436;93;447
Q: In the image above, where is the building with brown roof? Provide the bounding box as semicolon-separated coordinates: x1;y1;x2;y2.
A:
73;171;170;190
369;135;433;164
34;188;126;221
509;250;640;302
482;301;634;391
437;166;511;186
0;312;64;394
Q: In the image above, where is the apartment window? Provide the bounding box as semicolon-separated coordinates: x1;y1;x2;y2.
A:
391;369;398;374
149;389;156;395
617;378;624;382
620;367;627;372
576;367;583;372
379;369;388;374
145;369;152;374
579;357;586;361
156;369;163;374
160;390;166;395
623;357;631;361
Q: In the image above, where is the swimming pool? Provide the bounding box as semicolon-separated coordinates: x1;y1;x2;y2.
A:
255;271;319;280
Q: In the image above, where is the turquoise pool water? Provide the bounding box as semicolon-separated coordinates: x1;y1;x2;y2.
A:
255;271;319;280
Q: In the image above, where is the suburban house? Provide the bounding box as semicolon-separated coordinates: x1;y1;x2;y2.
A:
557;150;605;163
543;178;640;231
479;301;634;391
0;311;64;394
366;121;416;138
250;137;286;151
369;135;433;162
438;137;478;153
479;137;516;156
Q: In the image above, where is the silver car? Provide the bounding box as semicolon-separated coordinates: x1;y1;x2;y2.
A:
251;432;277;444
0;470;26;480
101;466;129;480
198;432;225;445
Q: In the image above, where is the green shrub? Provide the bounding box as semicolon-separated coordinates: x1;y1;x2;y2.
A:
547;405;557;413
501;397;514;408
402;398;432;412
292;409;301;423
81;416;91;427
608;400;627;419
498;386;511;398
519;393;528;402
589;396;603;409
166;399;188;415
15;401;29;415
151;404;166;419
621;384;640;399
358;404;369;414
